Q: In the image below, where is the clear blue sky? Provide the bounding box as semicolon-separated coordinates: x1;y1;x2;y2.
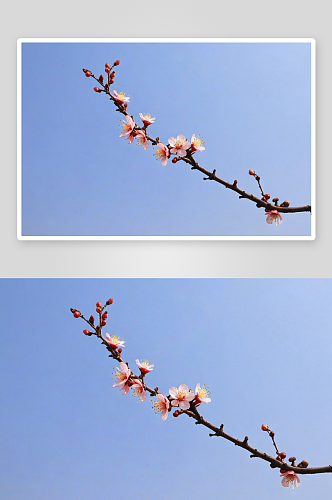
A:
20;41;312;237
1;279;331;499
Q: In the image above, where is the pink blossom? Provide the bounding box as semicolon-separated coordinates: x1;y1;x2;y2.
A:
169;384;195;410
136;130;149;150
139;113;155;126
106;334;125;350
154;142;170;167
190;134;205;152
119;115;135;138
113;90;130;105
136;359;154;374
194;383;211;405
132;379;147;402
126;131;137;145
168;134;191;157
153;393;170;421
265;210;283;227
113;362;131;393
280;471;300;490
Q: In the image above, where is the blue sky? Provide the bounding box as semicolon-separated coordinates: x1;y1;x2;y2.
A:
20;40;312;237
1;279;331;499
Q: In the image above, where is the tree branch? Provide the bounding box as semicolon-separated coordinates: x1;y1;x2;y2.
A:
71;298;331;479
83;66;311;216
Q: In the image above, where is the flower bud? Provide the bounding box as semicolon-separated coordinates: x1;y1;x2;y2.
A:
298;460;309;468
102;311;108;319
99;75;104;83
118;348;122;354
110;71;115;78
73;311;81;318
249;169;255;176
96;307;102;314
256;175;260;181
107;298;114;305
173;410;181;417
102;320;107;326
89;315;95;325
278;452;287;460
96;302;102;308
94;87;101;93
109;78;114;85
280;200;290;207
85;71;92;77
172;158;178;164
114;60;120;66
269;431;275;437
264;193;270;200
261;424;269;431
272;198;279;203
83;330;92;336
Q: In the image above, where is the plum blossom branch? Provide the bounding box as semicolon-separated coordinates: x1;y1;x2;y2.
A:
83;62;311;223
71;297;332;492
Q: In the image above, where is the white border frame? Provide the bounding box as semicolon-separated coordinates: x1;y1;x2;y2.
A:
17;38;316;241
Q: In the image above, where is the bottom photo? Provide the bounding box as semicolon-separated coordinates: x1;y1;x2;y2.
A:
0;279;331;499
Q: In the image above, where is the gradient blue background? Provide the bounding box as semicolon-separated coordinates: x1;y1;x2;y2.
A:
1;279;331;499
21;41;312;237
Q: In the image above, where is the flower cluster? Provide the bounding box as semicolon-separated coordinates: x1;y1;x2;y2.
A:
112;361;147;400
154;133;205;167
86;62;207;172
153;383;211;421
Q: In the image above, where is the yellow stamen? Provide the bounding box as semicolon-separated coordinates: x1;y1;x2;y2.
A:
198;385;210;398
193;135;204;146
